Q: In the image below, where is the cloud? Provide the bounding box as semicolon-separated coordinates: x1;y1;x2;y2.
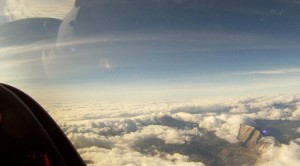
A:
78;147;205;166
67;133;113;149
248;68;300;75
98;58;115;70
42;93;300;165
258;142;300;166
119;125;198;145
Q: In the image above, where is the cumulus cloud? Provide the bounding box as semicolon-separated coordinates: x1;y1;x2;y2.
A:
119;125;198;145
258;142;300;166
297;127;300;133
68;133;113;149
78;147;205;166
43;93;300;165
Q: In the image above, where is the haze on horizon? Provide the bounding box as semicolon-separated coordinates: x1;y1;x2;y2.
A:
1;1;300;166
1;0;300;104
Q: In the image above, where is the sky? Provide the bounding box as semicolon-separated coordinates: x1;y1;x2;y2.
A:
1;1;300;165
1;0;300;103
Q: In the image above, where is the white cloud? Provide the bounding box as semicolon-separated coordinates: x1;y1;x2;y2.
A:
297;127;300;133
196;114;256;143
294;138;300;144
68;133;113;149
258;142;300;166
292;108;300;119
78;147;205;166
42;93;300;165
248;68;300;75
119;125;198;145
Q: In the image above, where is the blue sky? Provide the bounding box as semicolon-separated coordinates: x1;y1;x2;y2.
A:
1;0;300;103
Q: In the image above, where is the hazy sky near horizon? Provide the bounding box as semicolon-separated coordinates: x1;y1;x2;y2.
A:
1;0;300;103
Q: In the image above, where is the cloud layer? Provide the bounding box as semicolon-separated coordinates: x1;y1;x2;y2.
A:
43;94;300;165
